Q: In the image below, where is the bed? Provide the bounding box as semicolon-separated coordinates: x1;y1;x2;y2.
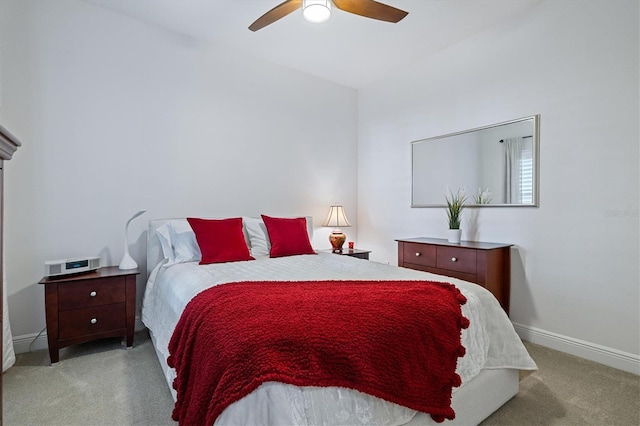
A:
142;216;537;425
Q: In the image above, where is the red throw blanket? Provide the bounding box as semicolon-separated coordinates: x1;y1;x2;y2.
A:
168;280;469;425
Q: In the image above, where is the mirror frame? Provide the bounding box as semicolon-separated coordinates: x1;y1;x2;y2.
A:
411;115;540;207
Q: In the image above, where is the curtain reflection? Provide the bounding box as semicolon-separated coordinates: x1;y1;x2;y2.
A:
503;137;533;204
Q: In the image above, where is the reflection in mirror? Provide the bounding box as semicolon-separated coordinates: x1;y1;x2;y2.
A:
411;115;539;207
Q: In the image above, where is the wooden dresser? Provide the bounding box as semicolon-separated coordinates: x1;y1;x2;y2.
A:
397;237;513;315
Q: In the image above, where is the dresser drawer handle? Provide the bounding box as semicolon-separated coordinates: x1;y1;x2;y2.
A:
90;318;97;325
451;257;458;262
90;291;97;297
415;252;421;257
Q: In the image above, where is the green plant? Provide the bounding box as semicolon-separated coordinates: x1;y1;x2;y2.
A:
474;187;492;205
445;188;466;229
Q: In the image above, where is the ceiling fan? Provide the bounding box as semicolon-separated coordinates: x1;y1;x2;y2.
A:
249;0;408;32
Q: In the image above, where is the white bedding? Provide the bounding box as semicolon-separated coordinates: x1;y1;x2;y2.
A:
142;252;536;425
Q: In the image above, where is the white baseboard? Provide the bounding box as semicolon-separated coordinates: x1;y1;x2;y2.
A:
13;318;639;376
12;316;147;355
513;322;640;375
12;329;48;354
135;316;145;331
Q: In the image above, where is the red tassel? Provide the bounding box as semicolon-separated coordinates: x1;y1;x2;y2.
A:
456;345;466;357
459;316;470;329
431;414;446;423
451;373;462;387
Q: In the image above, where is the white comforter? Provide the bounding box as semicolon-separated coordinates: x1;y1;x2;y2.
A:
142;253;536;425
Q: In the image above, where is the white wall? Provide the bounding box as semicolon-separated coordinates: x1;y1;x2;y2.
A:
357;0;639;372
1;0;638;375
0;0;357;343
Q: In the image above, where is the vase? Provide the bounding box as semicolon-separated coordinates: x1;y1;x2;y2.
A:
447;229;462;243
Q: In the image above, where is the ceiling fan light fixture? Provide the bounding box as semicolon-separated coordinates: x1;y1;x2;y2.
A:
303;0;331;24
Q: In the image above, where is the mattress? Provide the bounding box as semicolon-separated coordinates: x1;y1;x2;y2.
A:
142;252;536;425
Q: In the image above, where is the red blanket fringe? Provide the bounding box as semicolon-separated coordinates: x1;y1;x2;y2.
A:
168;280;468;425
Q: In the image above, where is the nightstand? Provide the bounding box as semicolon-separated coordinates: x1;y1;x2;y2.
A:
321;248;371;260
38;266;138;364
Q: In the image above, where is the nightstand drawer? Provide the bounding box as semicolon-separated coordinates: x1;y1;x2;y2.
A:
436;246;476;274
58;303;126;340
58;278;126;311
402;242;436;267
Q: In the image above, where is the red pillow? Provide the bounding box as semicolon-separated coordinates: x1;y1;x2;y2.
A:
261;215;316;258
187;217;254;264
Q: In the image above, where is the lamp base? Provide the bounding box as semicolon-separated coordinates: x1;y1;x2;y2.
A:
119;252;138;270
329;231;346;252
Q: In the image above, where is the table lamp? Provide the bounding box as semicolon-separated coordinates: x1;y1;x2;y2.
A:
322;205;351;252
119;209;146;270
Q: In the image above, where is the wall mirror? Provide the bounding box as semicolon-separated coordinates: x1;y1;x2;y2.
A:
411;115;539;207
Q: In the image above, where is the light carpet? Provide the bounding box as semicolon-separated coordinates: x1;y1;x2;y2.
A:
3;330;639;425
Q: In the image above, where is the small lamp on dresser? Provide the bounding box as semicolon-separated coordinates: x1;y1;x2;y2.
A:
322;204;351;252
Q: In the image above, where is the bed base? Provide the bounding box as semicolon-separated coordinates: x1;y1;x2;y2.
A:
149;329;517;425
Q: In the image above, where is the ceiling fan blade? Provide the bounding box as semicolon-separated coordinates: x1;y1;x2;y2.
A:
332;0;408;23
249;0;303;32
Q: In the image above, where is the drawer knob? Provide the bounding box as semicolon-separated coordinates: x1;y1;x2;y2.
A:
90;291;97;297
451;257;458;262
90;318;97;324
415;252;421;257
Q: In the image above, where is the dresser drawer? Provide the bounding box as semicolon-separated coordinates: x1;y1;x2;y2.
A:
58;278;126;311
401;242;436;267
436;246;477;275
58;303;126;340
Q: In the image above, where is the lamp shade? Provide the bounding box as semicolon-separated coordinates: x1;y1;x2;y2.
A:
303;0;331;23
322;205;351;228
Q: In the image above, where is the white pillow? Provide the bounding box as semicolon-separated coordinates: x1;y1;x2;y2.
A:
243;217;271;258
243;216;314;258
155;222;175;261
155;220;201;264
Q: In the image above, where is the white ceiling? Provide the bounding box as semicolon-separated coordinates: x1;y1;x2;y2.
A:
84;0;542;89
